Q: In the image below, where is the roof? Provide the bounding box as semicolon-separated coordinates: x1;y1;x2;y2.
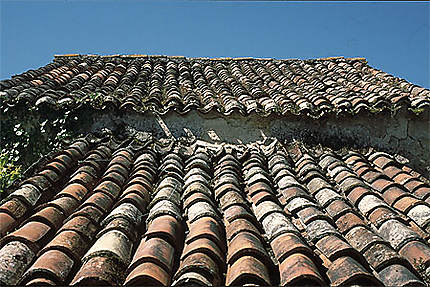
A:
0;135;429;285
1;54;429;118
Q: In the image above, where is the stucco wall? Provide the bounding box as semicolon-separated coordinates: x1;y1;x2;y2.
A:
79;109;429;177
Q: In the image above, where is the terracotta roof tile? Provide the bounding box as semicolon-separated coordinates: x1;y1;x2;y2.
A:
0;135;429;285
20;249;75;285
2;55;429;118
125;261;170;286
279;253;325;286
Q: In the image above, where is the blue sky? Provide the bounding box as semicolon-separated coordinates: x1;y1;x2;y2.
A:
1;1;429;88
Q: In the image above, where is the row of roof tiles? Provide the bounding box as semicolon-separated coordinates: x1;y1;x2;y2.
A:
0;136;429;285
1;55;429;117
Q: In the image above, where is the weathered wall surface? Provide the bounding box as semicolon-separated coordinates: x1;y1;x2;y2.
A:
80;109;429;177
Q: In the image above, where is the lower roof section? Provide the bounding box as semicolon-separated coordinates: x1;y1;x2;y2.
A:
0;134;430;286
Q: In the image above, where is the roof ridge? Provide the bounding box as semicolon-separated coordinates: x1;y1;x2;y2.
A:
53;54;367;62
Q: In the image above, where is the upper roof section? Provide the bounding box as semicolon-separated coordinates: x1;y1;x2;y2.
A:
1;54;429;118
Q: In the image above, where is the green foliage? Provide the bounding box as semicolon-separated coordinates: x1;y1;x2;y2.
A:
77;92;103;107
1;108;76;171
0;152;22;194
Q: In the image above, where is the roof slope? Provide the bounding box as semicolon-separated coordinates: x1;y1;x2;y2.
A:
1;55;429;117
0;135;429;285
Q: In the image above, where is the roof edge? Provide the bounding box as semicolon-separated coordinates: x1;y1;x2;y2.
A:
53;54;367;62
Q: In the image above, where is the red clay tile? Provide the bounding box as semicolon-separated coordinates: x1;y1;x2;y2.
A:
381;186;409;205
271;233;313;263
175;252;220;282
181;238;224;270
335;169;359;183
25;277;56;285
338;177;367;195
316;235;356;261
56;183;88;202
415;187;430;200
38;169;60;184
0;198;27;219
28;206;65;229
84;230;132;267
122;184;151;206
20;249;74;285
10;184;42;207
186;217;224;251
297;206;329;225
347;186;372;206
279;253;325;286
250;190;276;205
326;256;381;286
285;196;318;213
214;183;240;200
0;241;36;285
261;211;298;241
44;161;67;176
393;196;421;213
227;231;268;266
399;241;430;267
70;171;97;189
326;199;351;220
129;237;174;273
247;181;272;197
253;200;284;222
105;164;129;178
393;172;415;184
225;218;261;241
129;170;154;185
186;201;219;223
104;170;128;187
124;261;170;286
218;190;247;210
373;156;392;169
55;154;75;169
71;205;104;225
71;255;125;285
145;215;182;249
63;148;83;161
345;226;384;253
223;205;255;224
361;170;385;183
305;219;339;243
378;219;420;250
368;206;398;227
335;212;365;234
42;230;88;263
377;264;424;286
383;165;403;179
24;175;51;192
44;196;79;216
182;192;211;209
225;255;271;286
83;192;114;213
404;179;426;192
371;178;395;192
101;216;138;240
1;221;51;251
94;180;122;199
363;243;404;271
0;212;17;237
60;215;98;241
306;177;333;194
